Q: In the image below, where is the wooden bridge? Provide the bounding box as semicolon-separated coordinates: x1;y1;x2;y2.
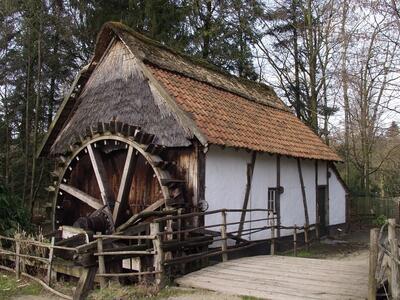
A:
176;255;368;300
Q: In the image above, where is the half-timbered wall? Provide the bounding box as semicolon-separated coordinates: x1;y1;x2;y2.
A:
204;146;347;240
328;167;347;225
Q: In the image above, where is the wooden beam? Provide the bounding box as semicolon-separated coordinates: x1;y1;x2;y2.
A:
73;267;97;300
315;160;319;228
117;198;165;232
276;155;281;238
237;152;257;239
59;184;103;210
297;158;309;227
113;146;137;224
368;228;379;300
87;144;115;207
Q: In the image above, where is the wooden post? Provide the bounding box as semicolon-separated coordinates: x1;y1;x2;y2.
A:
304;224;309;251
270;222;275;255
73;267;97;300
15;236;20;280
388;219;400;300
47;237;55;286
221;210;228;262
150;222;164;287
316;222;320;240
293;225;297;257
368;228;379;300
96;232;106;288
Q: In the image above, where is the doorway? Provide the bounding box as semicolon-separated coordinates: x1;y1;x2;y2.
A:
317;185;329;236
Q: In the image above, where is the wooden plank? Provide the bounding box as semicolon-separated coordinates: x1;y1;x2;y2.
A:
150;222;165;287
237;152;256;239
368;228;379;300
117;198;165;232
189;267;367;296
188;270;366;298
240;257;368;272
177;255;368;300
96;233;106;288
208;262;367;285
47;237;55;286
220;210;228;262
178;273;325;300
215;259;367;276
113;146;137;223
15;238;20;280
59;184;103;210
73;267;97;300
87;144;115;207
389;219;400;300
210;261;367;281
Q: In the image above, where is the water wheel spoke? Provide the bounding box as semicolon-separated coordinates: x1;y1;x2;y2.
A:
87;144;115;207
113;145;138;223
59;183;103;210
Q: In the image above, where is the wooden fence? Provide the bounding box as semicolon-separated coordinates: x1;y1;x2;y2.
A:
351;196;400;225
368;218;400;300
0;234;76;299
0;208;321;298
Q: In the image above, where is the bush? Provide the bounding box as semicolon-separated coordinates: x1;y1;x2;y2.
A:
0;185;32;236
373;214;387;227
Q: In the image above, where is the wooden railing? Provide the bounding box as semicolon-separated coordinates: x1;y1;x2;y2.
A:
369;218;400;300
93;227;162;287
0;209;321;295
0;234;76;299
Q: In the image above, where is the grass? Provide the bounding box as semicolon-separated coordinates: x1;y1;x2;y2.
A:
0;271;43;299
88;283;196;300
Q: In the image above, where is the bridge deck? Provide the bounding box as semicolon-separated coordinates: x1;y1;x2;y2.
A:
176;255;368;300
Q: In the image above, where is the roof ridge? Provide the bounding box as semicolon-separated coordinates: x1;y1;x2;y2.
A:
103;22;288;111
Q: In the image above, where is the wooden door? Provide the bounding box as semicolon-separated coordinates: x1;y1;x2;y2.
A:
317;186;328;236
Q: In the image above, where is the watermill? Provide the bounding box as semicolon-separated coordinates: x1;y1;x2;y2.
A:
50;121;185;235
24;22;347;298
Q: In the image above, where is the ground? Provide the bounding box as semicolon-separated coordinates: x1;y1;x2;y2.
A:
0;230;370;300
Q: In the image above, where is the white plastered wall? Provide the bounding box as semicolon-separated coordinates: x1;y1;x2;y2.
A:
204;146;346;241
279;157;316;236
204;146;250;243
328;167;347;225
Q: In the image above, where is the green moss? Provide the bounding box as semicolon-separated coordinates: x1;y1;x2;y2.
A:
0;272;43;299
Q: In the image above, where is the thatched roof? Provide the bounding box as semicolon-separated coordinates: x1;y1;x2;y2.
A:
39;22;341;162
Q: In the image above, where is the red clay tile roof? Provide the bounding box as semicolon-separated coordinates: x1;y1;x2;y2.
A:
147;64;342;161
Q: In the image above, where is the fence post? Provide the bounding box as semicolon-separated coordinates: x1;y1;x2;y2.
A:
150;222;165;287
293;225;297;257
221;210;228;262
15;236;20;280
388;219;400;300
47;237;55;286
368;228;379;300
96;232;106;288
270;222;275;255
315;222;320;241
304;224;309;251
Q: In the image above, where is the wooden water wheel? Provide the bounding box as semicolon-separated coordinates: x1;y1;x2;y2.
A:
49;121;185;234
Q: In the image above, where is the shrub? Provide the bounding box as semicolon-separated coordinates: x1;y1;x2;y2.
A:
0;185;32;236
373;214;387;227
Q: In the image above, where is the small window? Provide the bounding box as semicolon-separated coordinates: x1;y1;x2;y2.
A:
268;188;277;212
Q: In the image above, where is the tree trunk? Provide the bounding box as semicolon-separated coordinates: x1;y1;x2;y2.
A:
292;0;301;119
341;0;350;186
30;16;42;217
